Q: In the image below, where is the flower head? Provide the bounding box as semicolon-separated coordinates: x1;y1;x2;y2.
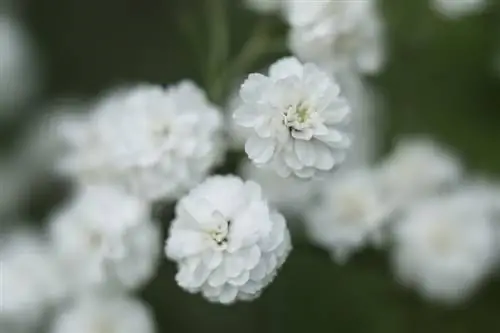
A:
49;185;160;293
392;192;497;303
57;81;224;201
51;295;155;333
304;169;393;263
165;175;291;304
234;57;351;178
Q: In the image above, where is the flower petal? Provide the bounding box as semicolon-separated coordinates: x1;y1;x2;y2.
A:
294;139;315;166
245;135;275;164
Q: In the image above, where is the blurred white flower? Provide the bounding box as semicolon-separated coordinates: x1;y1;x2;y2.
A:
57;81;224;201
0;13;39;115
304;169;393;263
378;138;463;209
238;160;319;219
285;0;385;74
234;57;351;178
0;231;67;330
432;0;487;19
392;192;497;303
51;295;155;333
165;175;291;304
245;0;282;14
49;185;160;293
225;88;253;151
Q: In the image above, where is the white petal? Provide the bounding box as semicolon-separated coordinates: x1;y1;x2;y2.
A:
269;57;303;80
294;139;315;166
219;286;238;304
245;135;275;164
294;167;315;178
208;265;227;287
240;73;269;102
291;128;313;140
312;141;335;170
233;104;259;127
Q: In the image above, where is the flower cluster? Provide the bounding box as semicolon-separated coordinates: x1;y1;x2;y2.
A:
165;175;291;304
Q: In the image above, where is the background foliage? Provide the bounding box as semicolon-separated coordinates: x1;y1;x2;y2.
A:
8;0;500;332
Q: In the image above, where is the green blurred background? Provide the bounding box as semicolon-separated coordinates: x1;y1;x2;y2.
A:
11;0;500;332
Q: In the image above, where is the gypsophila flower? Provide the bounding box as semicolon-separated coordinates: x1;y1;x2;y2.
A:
165;175;291;304
0;13;39;114
49;184;160;293
377;138;463;209
285;0;385;74
392;192;498;304
245;0;283;14
234;57;351;179
238;160;319;219
50;295;155;333
0;231;67;330
304;169;393;263
432;0;487;19
56;81;224;201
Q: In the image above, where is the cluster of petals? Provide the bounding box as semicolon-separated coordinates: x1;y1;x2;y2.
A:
392;192;498;303
284;0;385;74
165;175;291;304
56;81;224;201
49;184;160;293
234;57;351;178
51;295;155;333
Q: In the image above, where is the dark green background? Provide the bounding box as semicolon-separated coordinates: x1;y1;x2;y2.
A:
8;0;500;332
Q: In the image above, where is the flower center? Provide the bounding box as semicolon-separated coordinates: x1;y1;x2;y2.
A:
207;211;231;248
283;102;315;130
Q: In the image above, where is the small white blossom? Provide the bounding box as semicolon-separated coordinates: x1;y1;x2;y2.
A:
0;14;39;115
432;0;487;19
245;0;282;14
304;169;393;263
57;81;224;201
238;160;319;219
378;138;463;208
49;185;160;293
0;231;67;330
165;175;291;304
392;192;497;303
234;57;351;178
50;295;155;333
285;0;385;74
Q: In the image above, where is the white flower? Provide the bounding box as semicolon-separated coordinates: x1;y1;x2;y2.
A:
285;0;385;74
432;0;487;19
238;160;319;219
57;81;224;201
225;87;253;151
304;169;393;263
165;175;291;304
245;0;282;14
0;13;39;115
234;57;351;179
378;138;463;208
0;231;67;330
392;192;497;303
50;295;155;333
49;184;160;293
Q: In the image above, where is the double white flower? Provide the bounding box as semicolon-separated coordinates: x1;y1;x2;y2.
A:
166;175;291;304
234;57;351;178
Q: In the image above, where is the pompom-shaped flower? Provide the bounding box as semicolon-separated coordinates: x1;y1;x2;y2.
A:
0;231;66;331
378;138;463;208
234;57;351;178
285;0;385;74
392;192;497;304
51;295;155;333
49;185;160;293
165;175;291;304
432;0;487;19
304;169;393;263
57;81;224;201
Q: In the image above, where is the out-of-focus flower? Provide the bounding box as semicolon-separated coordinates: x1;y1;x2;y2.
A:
165;175;291;304
225;87;252;151
304;169;393;263
377;138;463;209
49;185;160;293
234;57;351;178
0;13;39;115
50;295;155;333
244;0;282;14
392;192;497;304
285;0;385;74
56;81;224;201
432;0;487;19
0;231;67;331
238;160;319;219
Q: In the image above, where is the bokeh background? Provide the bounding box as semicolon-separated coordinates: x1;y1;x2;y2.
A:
3;0;500;332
